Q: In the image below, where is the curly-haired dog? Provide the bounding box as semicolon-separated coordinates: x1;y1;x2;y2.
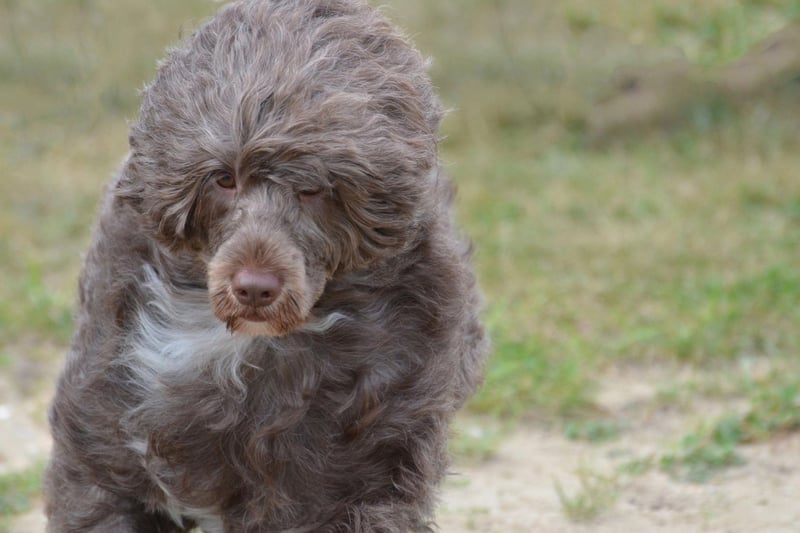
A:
44;0;488;531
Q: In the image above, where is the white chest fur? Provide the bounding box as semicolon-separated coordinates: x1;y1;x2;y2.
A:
125;266;256;393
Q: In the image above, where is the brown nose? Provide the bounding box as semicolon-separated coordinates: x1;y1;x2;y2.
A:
231;269;283;308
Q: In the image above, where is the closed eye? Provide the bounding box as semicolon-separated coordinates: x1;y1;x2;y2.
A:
298;187;323;199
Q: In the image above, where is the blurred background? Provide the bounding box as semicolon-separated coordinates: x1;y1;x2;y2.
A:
2;0;800;531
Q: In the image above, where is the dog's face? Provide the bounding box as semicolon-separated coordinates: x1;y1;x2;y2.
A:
120;0;443;336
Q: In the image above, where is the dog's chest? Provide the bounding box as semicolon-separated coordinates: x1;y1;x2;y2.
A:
123;270;256;528
125;269;256;389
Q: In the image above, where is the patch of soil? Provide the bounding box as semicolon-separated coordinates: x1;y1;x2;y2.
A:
437;427;800;532
437;365;800;532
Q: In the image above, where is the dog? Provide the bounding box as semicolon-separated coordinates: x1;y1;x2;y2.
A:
44;0;488;531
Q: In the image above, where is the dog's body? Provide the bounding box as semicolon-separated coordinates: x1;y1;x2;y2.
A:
44;1;487;531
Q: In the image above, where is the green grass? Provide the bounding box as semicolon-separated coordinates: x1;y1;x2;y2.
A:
2;0;800;524
628;369;800;484
0;463;44;533
564;419;622;443
470;334;593;417
660;417;747;483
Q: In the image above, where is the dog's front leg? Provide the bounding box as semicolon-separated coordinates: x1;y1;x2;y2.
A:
308;502;433;533
46;506;188;533
66;512;181;533
44;472;187;533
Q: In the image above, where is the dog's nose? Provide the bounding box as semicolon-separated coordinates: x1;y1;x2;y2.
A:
231;269;282;308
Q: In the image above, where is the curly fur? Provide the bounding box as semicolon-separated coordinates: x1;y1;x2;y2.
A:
44;1;488;531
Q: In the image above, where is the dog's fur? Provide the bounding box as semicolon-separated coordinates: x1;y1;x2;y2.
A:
44;1;487;531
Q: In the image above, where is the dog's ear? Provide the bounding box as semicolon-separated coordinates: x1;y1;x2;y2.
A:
149;191;198;247
113;150;202;249
113;153;145;212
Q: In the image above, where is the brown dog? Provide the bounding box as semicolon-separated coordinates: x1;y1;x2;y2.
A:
44;1;488;531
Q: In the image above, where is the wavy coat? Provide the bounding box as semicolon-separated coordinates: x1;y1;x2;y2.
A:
45;1;488;531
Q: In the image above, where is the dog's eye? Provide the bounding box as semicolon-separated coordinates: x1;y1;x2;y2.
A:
298;187;323;199
215;174;236;190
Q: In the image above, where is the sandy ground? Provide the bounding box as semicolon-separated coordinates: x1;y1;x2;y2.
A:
4;366;800;533
437;426;800;532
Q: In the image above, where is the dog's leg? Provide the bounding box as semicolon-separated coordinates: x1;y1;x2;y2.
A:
309;502;433;533
59;512;182;533
45;503;188;533
44;462;186;533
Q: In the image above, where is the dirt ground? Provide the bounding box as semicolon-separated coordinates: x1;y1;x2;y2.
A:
4;366;800;533
437;426;800;532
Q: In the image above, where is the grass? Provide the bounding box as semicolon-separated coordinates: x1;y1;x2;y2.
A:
554;464;620;522
661;370;800;482
0;463;44;532
469;334;593;417
2;0;800;527
564;419;622;443
660;417;747;483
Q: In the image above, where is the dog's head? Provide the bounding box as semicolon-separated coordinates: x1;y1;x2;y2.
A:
120;0;443;336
